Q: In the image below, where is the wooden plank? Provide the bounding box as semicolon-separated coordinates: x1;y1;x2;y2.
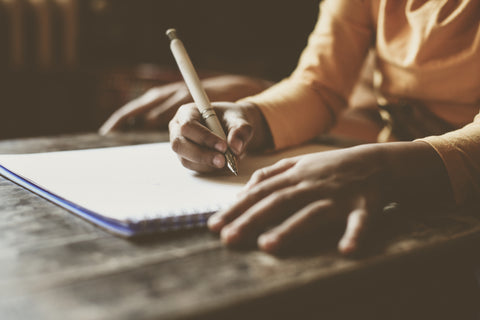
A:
0;132;168;153
0;133;479;319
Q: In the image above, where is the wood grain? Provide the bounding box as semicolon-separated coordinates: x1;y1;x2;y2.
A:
0;132;479;320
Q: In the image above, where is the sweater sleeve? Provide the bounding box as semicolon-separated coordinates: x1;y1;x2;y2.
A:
419;112;480;206
240;0;374;149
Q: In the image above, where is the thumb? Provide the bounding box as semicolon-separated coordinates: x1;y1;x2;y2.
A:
221;107;253;157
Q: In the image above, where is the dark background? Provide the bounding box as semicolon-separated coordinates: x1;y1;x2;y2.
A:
0;0;319;139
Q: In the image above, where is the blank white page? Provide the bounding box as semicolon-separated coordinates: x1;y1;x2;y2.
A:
0;143;334;223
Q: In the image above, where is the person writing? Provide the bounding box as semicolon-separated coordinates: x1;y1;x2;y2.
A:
102;0;480;256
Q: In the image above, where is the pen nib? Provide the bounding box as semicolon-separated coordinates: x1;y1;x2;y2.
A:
225;151;238;176
228;163;238;176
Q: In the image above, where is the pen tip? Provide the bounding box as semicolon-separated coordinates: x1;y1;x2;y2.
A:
226;159;238;176
166;28;177;41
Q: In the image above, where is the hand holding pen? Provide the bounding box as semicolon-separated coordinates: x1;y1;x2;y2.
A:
167;29;273;174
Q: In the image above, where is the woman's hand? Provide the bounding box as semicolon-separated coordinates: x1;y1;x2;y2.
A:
99;75;272;135
208;145;387;255
207;141;454;255
168;101;273;173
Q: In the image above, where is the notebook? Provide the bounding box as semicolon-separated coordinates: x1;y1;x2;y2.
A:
0;142;333;236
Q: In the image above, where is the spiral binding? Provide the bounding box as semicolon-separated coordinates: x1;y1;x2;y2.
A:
127;204;224;234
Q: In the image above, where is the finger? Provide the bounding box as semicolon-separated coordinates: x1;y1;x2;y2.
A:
145;88;190;129
223;110;253;156
208;168;297;232
244;158;296;191
220;182;325;246
177;156;224;173
337;208;370;255
99;88;176;134
170;134;226;171
181;121;228;152
257;199;336;254
99;105;138;135
173;104;228;152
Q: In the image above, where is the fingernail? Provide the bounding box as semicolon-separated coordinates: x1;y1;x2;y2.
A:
214;141;227;153
338;238;355;255
258;234;278;252
213;154;225;168
207;214;223;231
258;234;270;247
221;227;239;244
231;140;244;155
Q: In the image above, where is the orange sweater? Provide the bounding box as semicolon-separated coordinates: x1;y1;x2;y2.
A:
242;0;480;205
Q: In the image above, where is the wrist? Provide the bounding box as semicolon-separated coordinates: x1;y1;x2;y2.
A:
379;141;455;210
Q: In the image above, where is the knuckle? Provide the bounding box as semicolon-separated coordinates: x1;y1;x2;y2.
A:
179;119;196;137
277;158;291;167
251;168;268;181
282;171;298;186
176;103;187;114
176;103;193;117
182;102;197;111
168;118;177;132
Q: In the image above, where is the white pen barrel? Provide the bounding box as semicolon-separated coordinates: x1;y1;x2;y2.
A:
169;39;227;140
167;29;237;175
203;113;227;140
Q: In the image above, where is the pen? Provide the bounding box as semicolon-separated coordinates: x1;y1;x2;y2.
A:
166;28;238;175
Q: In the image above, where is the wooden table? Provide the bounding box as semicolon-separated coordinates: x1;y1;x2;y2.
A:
1;132;479;320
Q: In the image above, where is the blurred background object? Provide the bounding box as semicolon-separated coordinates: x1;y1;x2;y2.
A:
0;0;319;139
